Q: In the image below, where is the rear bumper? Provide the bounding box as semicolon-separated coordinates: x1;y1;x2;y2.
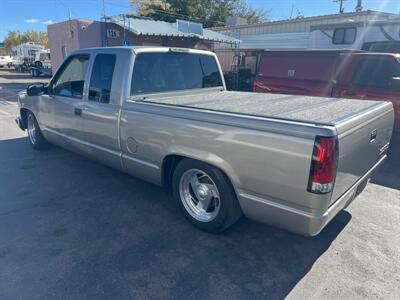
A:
15;116;26;131
238;155;386;236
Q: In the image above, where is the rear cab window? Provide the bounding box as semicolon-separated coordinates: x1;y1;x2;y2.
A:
130;52;223;95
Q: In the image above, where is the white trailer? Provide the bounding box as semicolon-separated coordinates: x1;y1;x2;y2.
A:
310;18;400;51
12;42;44;60
12;42;45;71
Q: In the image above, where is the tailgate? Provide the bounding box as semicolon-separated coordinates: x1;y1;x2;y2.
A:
330;101;394;204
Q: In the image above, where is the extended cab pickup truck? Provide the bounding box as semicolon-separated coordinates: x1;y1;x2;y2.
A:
16;47;394;236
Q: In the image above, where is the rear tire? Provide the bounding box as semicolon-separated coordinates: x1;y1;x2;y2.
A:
26;111;49;150
172;159;242;233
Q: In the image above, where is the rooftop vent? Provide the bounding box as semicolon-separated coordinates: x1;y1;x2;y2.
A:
176;19;203;36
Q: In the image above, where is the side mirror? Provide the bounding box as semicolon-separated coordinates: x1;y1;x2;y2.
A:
27;83;46;96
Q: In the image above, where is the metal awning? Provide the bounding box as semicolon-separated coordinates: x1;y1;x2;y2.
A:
110;16;240;44
239;32;310;49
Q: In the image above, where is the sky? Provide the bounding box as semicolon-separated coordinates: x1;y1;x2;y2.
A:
1;0;400;42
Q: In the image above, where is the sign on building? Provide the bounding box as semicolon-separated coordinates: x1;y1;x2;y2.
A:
107;29;120;38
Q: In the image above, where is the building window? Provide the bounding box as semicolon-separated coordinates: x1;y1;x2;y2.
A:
61;46;67;59
333;27;356;44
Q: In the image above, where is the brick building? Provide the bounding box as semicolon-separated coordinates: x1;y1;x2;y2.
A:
48;16;238;71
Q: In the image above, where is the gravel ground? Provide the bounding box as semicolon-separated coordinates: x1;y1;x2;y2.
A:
0;68;399;300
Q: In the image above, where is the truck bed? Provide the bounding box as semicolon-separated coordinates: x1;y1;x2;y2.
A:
140;90;385;126
140;89;394;207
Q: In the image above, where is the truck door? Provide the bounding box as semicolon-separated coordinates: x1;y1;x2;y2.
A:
333;55;400;130
81;53;121;168
39;54;90;150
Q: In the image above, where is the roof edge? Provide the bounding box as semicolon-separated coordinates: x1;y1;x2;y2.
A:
211;10;397;31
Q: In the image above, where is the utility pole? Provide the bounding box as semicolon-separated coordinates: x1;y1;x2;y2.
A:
102;0;106;19
102;0;108;47
290;4;294;19
355;0;363;12
68;8;73;38
334;0;347;14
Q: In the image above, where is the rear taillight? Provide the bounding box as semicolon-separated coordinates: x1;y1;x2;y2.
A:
307;136;338;194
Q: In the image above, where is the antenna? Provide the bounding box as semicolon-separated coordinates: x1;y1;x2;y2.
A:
333;0;347;14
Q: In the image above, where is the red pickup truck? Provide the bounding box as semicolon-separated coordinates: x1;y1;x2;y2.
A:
253;50;400;130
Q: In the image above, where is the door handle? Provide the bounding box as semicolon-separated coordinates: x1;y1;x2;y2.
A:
74;108;82;116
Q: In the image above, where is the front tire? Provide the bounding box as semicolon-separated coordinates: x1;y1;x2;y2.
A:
26;112;48;150
172;159;242;233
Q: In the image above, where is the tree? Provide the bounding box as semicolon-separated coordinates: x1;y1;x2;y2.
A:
3;30;48;48
129;0;267;27
23;30;48;48
233;0;267;24
129;0;176;22
3;31;22;48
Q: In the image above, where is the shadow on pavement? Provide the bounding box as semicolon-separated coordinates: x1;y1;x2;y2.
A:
0;82;30;101
371;133;400;190
0;73;34;80
0;73;51;81
0;137;351;300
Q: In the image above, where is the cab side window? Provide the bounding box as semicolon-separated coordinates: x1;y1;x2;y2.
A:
352;56;400;90
51;55;89;99
88;54;116;104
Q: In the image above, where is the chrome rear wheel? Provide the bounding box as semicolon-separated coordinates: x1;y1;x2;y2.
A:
179;168;220;222
172;159;242;232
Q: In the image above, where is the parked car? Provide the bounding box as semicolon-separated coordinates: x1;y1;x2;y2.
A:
0;55;12;68
253;50;400;131
16;47;394;236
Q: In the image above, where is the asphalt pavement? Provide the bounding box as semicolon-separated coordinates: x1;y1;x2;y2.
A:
0;68;399;300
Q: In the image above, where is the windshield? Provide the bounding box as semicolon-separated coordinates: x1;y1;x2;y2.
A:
131;52;223;95
39;53;51;61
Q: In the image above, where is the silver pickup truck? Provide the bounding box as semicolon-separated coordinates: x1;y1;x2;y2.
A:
16;47;394;236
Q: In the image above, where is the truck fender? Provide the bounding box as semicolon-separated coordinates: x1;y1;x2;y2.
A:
161;146;242;193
